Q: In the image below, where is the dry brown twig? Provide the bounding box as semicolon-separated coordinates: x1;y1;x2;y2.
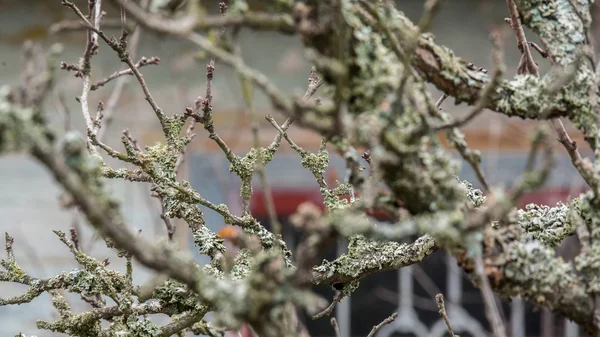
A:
367;312;398;337
506;0;539;76
176;60;215;174
475;256;507;337
175;0;228;175
435;293;458;337
90;56;159;91
156;193;176;240
312;292;341;320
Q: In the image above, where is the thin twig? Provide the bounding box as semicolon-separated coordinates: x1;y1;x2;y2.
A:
247;110;281;224
90;56;159;91
435;293;458;337
184;66;236;165
122;129;142;152
312;292;341;319
252;67;321;235
304;66;323;101
176;61;218;174
69;226;80;251
475;256;508;337
50;18;131;34
551;119;583;164
174;122;196;175
171;5;230;236
330;317;342;337
76;0;102;154
367;312;398;337
80;294;104;308
186;32;292;114
91;0;102;52
435;93;448;110
154;192;176;241
176;3;229;175
550;118;598;191
467;126;554;233
63;0;171;137
75;0;297;128
265;116;306;157
506;0;539;75
529;41;548;58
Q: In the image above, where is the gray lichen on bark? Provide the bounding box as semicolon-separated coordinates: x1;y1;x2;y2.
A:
3;0;600;336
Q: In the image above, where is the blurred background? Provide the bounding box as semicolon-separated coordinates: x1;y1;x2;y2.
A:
0;0;595;336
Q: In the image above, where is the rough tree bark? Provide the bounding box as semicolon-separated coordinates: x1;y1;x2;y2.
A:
2;0;600;336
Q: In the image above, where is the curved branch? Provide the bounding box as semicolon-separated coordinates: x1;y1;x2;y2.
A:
414;37;584;120
406;3;598;149
312;235;437;286
107;0;295;36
